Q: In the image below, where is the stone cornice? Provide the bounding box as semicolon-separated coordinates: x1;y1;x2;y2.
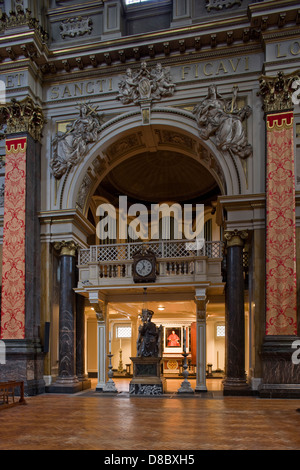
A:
39;208;96;245
0;2;299;78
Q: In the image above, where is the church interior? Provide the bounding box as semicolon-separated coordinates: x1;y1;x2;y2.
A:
0;0;300;451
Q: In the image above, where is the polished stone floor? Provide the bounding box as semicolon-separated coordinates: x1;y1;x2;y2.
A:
0;378;299;450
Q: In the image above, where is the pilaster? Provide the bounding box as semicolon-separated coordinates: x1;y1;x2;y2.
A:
89;294;108;392
194;288;208;393
258;71;300;397
0;98;45;395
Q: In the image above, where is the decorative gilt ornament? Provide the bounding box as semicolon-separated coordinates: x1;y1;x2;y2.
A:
193;84;252;159
0;97;44;142
258;70;300;113
224;229;248;247
53;240;80;257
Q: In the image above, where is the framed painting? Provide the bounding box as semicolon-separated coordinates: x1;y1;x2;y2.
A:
164;327;182;353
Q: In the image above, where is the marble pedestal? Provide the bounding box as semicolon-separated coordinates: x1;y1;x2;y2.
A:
0;339;45;396
259;336;300;398
129;357;165;395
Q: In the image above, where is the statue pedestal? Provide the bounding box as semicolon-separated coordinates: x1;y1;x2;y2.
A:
129;357;165;395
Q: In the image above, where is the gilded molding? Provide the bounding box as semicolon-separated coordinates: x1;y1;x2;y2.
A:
224;229;248;247
258;70;300;113
53;240;80;257
0;97;45;142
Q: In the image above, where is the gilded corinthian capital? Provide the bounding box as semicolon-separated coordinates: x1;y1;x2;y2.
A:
0;97;44;142
224;229;248;247
258;70;300;113
53;240;80;257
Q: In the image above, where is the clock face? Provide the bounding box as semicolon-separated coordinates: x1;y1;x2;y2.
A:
135;259;153;277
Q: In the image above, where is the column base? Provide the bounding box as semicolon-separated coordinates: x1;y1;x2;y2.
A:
223;377;252;396
77;375;92;391
195;385;207;393
46;376;82;394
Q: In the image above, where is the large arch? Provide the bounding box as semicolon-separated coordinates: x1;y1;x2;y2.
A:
53;107;246;214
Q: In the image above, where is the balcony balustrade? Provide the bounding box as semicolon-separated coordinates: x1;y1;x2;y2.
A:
77;240;224;288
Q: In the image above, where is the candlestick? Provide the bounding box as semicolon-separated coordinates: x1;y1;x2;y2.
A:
102;354;118;393
183;328;186;352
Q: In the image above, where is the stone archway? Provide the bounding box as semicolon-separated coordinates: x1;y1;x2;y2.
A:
55;107;247;214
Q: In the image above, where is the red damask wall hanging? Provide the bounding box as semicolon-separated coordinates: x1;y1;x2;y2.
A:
0;137;27;339
266;112;297;335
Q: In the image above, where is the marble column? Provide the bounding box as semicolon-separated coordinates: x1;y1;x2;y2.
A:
223;230;250;395
194;288;208;392
76;294;91;390
48;241;81;393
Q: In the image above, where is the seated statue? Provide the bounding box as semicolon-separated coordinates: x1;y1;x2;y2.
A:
136;309;162;358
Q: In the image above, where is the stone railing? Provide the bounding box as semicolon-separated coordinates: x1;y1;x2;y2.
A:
77;240;224;287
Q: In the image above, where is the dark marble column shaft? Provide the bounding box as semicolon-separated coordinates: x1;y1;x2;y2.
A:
223;230;250;394
58;254;77;380
47;241;82;393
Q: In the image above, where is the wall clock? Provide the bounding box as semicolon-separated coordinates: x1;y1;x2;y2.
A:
133;250;156;283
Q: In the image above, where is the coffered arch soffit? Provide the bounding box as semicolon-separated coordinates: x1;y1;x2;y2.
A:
58;108;246;214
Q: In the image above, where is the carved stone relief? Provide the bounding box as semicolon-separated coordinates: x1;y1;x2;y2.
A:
77;173;93;211
193;84;252;159
105;133;143;161
206;0;242;12
60;17;93;39
117;62;176;106
51;103;103;179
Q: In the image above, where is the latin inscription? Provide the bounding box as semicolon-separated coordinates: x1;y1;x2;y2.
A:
275;40;300;59
47;55;256;101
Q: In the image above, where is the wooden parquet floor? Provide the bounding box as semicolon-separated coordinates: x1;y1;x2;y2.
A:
0;379;300;450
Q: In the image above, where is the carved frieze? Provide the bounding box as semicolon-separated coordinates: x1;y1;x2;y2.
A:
60;17;93;39
156;129;195;152
105;133;142;161
193;85;252;159
50;103;103;179
117;62;176;106
258;71;300;113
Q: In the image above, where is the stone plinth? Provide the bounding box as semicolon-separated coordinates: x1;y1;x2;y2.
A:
129;357;165;395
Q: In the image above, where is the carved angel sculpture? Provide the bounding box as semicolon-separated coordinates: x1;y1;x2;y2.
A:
50;103;102;179
193;84;252;159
